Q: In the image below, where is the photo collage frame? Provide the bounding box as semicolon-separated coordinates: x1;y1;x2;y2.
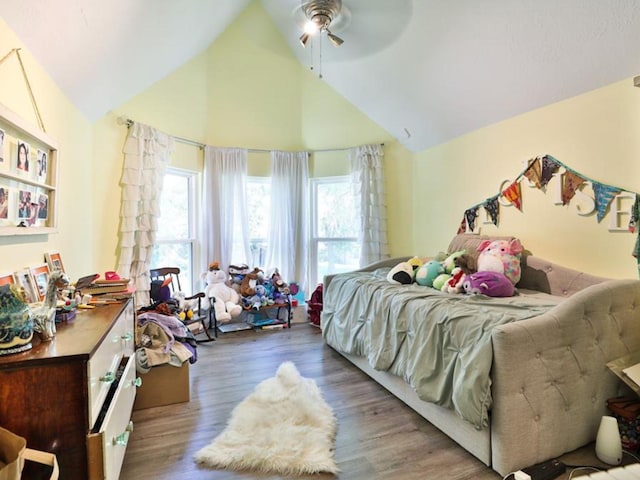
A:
0;101;58;234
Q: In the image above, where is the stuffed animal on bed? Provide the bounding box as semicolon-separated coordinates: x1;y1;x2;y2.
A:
387;261;415;284
476;238;523;285
387;257;423;284
441;254;476;294
415;260;444;287
462;271;515;297
429;250;467;290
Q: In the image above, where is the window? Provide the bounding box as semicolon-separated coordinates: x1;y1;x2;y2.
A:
310;176;360;287
245;177;271;268
151;168;198;294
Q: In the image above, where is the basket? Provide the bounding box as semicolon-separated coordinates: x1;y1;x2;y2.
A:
0;427;58;480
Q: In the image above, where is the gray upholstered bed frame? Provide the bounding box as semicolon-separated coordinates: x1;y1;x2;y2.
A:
322;234;640;475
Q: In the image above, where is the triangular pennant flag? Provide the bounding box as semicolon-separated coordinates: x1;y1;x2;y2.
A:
629;194;640;234
501;181;523;211
592;182;621;223
456;215;467;234
540;156;560;188
523;158;542;189
561;171;586;205
465;207;479;231
484;196;500;226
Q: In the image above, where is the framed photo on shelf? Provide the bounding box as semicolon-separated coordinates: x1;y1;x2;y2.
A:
16;139;30;174
13;268;38;303
0;187;7;220
30;264;50;302
36;149;47;183
45;252;65;273
0;272;14;286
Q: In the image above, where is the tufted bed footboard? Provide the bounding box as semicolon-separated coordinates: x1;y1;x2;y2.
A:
490;279;640;475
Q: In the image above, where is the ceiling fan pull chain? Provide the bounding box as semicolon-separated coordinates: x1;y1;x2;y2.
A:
319;34;323;79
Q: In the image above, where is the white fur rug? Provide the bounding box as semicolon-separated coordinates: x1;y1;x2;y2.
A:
194;361;339;475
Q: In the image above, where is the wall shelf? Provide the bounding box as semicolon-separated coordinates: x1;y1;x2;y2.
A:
0;101;59;236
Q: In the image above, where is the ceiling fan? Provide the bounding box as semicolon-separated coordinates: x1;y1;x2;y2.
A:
297;0;349;48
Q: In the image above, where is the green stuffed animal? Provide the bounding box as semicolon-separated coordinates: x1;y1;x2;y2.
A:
432;273;451;290
415;260;444;287
442;250;467;274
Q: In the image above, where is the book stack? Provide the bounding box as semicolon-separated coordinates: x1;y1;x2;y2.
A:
81;278;131;295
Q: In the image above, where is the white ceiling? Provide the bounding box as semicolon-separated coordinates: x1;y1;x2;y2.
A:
1;0;640;152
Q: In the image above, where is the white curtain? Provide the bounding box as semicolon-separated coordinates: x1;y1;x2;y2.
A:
116;122;174;306
201;146;250;273
350;144;389;266
265;151;309;291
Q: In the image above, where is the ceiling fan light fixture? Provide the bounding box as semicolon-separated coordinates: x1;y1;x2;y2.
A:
326;30;344;47
299;31;312;47
303;20;319;34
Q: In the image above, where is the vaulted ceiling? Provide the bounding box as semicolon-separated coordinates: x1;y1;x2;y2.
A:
2;0;640;152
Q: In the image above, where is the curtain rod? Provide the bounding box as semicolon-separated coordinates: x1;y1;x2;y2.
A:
117;116;383;154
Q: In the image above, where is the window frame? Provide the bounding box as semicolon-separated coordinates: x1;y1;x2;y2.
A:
245;176;271;268
153;167;200;294
309;175;359;287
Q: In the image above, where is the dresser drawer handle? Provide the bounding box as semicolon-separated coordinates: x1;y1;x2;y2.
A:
131;377;142;388
112;421;134;446
121;332;133;342
100;372;115;383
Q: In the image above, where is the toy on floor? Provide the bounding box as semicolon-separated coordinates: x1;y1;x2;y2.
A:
203;262;242;323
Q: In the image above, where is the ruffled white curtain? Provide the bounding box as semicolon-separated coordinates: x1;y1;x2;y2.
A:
350;144;389;266
116;122;174;306
201;146;250;272
265;151;309;291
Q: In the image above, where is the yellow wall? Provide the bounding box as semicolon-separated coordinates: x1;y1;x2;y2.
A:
4;2;636;282
0;17;95;280
93;0;414;273
414;78;640;279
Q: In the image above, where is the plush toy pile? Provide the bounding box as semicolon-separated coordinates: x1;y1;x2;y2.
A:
389;238;522;298
203;262;294;318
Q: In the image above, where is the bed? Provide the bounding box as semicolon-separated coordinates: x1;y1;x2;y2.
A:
321;233;640;475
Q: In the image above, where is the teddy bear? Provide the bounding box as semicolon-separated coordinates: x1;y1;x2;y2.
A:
476;238;523;285
202;263;242;323
240;267;263;297
244;284;270;310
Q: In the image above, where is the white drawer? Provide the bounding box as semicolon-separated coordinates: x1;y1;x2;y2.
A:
87;355;138;480
88;304;135;426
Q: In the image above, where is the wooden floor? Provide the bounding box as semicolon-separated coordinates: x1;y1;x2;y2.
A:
120;322;607;480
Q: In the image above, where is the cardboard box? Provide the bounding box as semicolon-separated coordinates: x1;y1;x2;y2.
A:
133;362;190;410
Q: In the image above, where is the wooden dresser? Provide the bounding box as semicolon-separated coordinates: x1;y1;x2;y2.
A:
0;298;137;480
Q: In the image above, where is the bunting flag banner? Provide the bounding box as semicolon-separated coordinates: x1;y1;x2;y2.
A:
629;194;640;234
593;182;621;223
523;158;542;189
465;207;479;231
501;181;522;211
484;196;500;226
540;156;560;188
561;171;586;205
456;215;467;234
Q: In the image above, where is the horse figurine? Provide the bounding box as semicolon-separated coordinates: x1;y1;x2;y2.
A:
32;270;70;341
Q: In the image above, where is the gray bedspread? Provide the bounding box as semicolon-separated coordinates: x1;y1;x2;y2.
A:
322;268;563;429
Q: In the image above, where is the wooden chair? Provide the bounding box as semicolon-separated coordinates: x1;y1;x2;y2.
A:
149;267;216;342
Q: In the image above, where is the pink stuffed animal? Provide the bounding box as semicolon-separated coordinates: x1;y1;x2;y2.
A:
476;238;523;285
